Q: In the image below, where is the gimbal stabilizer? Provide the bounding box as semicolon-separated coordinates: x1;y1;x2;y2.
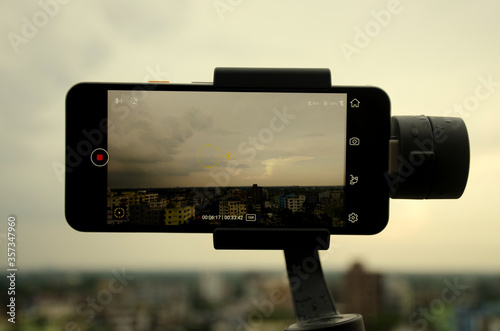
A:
212;67;470;331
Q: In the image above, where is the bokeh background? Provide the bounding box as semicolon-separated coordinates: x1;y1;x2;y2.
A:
1;1;499;328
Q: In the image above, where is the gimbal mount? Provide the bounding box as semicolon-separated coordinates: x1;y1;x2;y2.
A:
211;67;469;331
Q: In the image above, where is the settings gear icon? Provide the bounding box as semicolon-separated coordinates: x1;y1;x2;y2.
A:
348;212;358;223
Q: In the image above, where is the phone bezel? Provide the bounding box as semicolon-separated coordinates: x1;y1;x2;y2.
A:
65;82;390;234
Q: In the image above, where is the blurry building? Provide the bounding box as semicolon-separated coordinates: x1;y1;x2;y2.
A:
198;272;225;304
219;200;247;216
129;203;164;225
284;194;306;213
341;262;382;320
278;194;306;212
164;201;195;225
251;184;263;202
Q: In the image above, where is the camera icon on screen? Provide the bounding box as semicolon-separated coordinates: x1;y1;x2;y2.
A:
349;137;360;146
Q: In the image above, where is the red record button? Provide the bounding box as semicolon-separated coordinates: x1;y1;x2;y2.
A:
91;148;109;167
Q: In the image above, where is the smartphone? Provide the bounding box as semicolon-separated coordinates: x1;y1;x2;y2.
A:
65;82;390;235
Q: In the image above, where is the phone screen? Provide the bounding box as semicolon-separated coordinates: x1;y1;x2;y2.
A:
106;90;347;229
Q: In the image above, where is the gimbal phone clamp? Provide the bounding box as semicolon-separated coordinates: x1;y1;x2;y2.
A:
212;67;366;331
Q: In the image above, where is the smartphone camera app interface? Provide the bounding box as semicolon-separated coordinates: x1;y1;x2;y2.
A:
107;90;347;231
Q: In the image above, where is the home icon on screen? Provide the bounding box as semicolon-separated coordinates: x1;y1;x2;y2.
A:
350;99;360;108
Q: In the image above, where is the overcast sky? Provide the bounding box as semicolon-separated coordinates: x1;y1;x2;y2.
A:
1;1;500;275
108;90;346;188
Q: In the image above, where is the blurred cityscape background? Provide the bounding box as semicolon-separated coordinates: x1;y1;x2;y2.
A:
2;263;500;331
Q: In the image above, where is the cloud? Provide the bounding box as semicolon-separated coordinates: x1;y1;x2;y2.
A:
108;102;214;187
110;105;213;160
245;156;315;180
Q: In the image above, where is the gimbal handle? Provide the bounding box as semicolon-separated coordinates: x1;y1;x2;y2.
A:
284;248;365;331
